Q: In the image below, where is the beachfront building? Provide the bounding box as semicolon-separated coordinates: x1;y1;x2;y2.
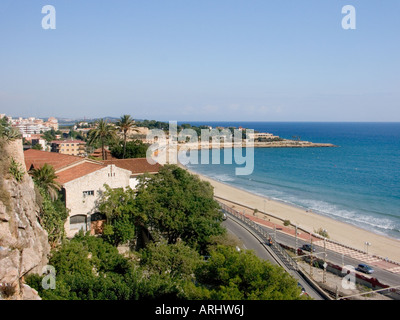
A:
247;132;280;141
51;139;87;156
24;149;161;238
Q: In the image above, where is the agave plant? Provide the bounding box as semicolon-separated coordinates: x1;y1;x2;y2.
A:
9;158;25;182
0;118;21;141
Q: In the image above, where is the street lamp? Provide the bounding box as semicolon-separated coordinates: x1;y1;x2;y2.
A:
295;224;298;256
365;242;371;255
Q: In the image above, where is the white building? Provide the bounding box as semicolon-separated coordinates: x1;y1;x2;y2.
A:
24;149;161;238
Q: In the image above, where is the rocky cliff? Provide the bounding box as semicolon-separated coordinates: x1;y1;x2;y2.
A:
0;139;50;300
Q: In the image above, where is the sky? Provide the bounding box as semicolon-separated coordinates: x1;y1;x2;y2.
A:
0;0;399;122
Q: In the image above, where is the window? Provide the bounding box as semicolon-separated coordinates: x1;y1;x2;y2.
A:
83;190;94;196
70;215;87;230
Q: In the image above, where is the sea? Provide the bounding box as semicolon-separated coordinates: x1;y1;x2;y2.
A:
178;122;400;240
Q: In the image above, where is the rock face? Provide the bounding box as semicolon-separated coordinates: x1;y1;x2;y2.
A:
0;139;50;300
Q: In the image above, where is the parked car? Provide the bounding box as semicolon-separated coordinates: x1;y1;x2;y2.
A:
301;244;316;252
222;213;227;221
356;263;374;274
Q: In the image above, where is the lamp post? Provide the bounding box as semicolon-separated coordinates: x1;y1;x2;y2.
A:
295;224;298;256
323;238;327;283
310;237;313;277
365;242;371;256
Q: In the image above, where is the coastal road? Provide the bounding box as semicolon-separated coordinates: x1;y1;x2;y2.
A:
260;224;400;288
222;217;325;300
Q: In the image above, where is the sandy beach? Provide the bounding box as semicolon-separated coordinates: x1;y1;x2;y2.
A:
180;165;400;264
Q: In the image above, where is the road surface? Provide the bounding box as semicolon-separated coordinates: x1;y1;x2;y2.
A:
222;216;325;300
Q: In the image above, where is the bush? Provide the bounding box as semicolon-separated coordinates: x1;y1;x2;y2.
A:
283;220;291;226
315;228;329;239
9;158;25;182
0;283;16;298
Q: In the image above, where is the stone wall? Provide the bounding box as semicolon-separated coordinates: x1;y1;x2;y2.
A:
0;139;50;300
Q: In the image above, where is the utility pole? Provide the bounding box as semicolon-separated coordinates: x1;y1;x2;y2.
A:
323;238;327;283
295;225;298;257
310;237;313;277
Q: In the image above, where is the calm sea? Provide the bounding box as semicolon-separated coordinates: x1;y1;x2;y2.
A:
180;122;400;240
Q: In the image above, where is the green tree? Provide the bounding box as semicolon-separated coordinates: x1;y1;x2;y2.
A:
110;140;149;159
97;185;147;246
42;129;57;142
140;241;201;280
135;165;225;253
32;143;43;150
116;115;136;159
26;232;139;300
30;163;61;201
195;245;304;300
87;119;118;160
37;185;69;248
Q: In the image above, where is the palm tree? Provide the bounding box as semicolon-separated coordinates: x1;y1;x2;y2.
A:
116;115;135;159
30;163;61;201
88;119;118;160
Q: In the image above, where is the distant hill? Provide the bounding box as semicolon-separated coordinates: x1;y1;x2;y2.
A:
58;116;120;126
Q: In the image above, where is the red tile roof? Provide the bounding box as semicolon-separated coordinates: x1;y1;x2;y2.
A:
101;158;162;175
56;162;106;184
24;149;84;171
90;148;115;160
23;150;159;186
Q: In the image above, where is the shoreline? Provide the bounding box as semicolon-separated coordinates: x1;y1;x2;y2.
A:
176;141;336;150
179;164;400;264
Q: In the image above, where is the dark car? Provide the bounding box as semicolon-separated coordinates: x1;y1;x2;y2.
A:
301;244;316;252
297;282;308;296
356;264;374;274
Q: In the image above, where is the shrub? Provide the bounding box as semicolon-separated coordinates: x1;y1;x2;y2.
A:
283;219;291;226
0;283;16;298
9;158;24;182
315;228;329;239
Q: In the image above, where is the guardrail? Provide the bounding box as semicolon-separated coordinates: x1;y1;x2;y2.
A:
215;195;400;267
219;200;335;300
219;201;298;271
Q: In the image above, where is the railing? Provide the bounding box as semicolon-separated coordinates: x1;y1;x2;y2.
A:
218;201;298;271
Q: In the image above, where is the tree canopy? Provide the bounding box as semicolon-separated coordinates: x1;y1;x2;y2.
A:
110;140;148;159
134;165;225;253
115;115;136;159
87;119;118;160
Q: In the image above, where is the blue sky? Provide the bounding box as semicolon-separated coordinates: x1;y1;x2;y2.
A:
0;0;399;121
